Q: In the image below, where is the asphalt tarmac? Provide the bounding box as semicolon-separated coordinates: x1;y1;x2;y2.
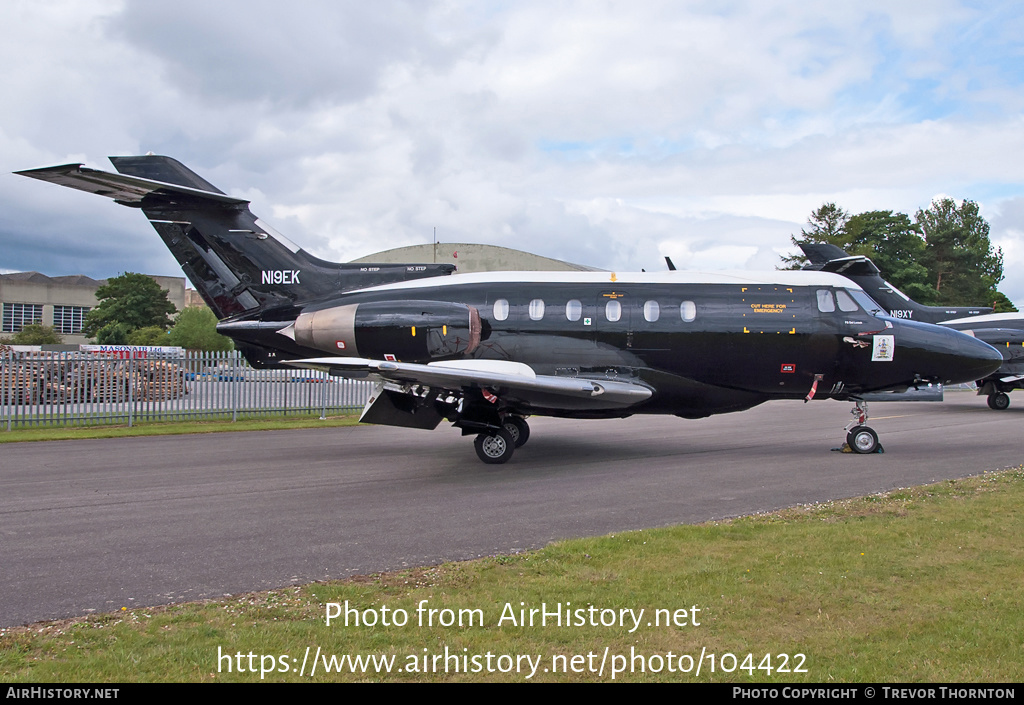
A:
2;392;1021;628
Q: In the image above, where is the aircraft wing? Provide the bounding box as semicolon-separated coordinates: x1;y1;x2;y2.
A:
286;357;653;428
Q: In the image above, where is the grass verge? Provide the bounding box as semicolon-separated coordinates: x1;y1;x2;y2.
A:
2;468;1022;682
0;414;360;443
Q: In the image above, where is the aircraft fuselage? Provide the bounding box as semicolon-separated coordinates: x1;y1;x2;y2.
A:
224;271;999;420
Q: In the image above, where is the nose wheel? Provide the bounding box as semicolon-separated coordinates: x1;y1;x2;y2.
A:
846;426;879;454
838;400;884;454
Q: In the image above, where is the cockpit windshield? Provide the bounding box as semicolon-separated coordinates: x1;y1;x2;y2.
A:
848;289;886;316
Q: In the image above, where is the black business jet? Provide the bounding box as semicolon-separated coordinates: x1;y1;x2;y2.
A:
17;156;1002;462
800;242;1024;411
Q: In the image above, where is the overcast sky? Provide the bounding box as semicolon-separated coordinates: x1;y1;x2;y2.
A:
3;1;1023;305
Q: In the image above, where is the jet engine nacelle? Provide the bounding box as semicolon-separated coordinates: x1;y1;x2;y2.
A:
287;300;482;362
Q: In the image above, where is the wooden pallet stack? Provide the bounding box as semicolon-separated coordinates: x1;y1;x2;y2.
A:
0;353;187;404
1;347;40;405
135;360;187;401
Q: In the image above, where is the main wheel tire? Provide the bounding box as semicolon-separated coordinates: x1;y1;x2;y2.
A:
847;426;879;454
987;392;1010;410
503;416;531;448
474;428;515;464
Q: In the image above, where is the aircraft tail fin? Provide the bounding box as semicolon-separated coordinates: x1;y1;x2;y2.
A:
799;243;850;267
17;156;456;322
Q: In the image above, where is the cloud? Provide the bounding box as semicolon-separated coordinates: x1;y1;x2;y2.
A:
106;1;464;108
2;0;1022;305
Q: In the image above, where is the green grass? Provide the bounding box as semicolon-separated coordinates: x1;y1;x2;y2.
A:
3;468;1022;682
0;413;360;443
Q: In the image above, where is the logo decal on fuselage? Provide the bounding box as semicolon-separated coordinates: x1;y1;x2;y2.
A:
872;335;895;362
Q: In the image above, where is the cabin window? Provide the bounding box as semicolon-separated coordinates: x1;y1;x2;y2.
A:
605;300;622;322
680;300;696;322
493;298;509;321
836;290;859;312
566;299;582;321
528;298;545;321
816;290;835;313
643;300;660;322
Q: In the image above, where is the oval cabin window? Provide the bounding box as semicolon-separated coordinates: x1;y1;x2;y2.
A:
680;300;696;322
566;299;582;321
643;300;660;322
528;299;545;321
606;300;622;322
493;298;509;321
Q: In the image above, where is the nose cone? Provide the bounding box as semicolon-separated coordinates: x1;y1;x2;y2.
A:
895;321;1003;385
955;331;1005;381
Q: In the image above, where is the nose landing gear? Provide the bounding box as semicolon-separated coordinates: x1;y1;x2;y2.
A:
838;400;884;454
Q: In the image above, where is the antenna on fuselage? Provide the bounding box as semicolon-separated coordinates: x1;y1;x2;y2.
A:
665;256;677;271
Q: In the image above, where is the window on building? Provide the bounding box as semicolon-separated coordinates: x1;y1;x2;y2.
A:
2;303;43;333
53;305;91;335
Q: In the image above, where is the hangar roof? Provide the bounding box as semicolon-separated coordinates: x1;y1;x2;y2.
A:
351;243;602;274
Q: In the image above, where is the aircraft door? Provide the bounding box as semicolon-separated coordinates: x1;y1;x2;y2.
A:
822;287;890;393
810;288;861;394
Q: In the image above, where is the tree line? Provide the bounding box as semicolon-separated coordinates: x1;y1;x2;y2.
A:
781;198;1016;312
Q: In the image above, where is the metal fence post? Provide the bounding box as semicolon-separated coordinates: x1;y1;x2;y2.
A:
127;354;134;428
3;353;10;432
320;369;327;420
232;350;239;423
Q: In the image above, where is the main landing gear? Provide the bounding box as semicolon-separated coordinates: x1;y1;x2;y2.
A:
839;400;884;454
987;392;1011;410
473;416;531;465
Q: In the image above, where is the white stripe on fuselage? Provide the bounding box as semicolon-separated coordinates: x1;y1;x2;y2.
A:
942;312;1024;326
347;269;866;296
